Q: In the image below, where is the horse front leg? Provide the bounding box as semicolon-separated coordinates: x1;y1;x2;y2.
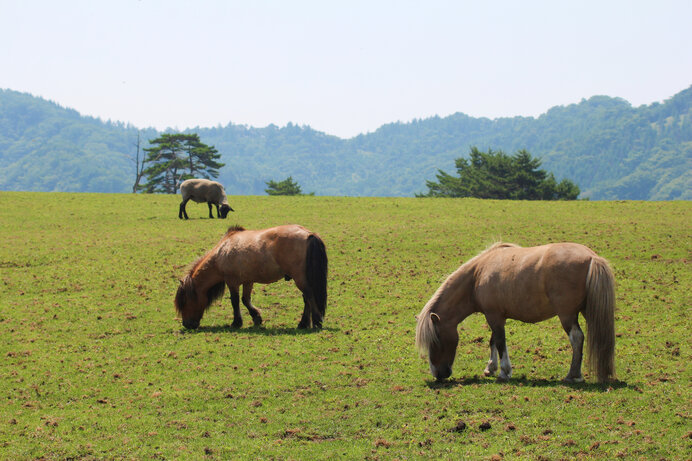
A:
486;317;511;381
229;286;242;328
241;283;262;326
484;331;499;377
560;316;585;383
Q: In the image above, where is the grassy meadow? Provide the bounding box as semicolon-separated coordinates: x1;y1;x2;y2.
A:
0;192;690;459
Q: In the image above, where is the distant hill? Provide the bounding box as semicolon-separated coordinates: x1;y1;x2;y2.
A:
0;86;690;199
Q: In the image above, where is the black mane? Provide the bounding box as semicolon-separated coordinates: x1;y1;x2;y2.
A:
226;225;245;235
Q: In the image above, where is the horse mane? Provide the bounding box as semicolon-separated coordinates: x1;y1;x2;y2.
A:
177;246;228;315
482;241;520;253
415;242;521;357
184;226;245;277
415;295;440;358
175;274;195;316
225;225;245;236
187;253;211;278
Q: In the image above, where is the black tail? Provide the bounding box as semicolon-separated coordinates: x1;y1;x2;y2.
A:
305;234;328;318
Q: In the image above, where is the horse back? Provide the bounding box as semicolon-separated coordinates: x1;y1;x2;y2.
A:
216;225;311;284
473;243;595;322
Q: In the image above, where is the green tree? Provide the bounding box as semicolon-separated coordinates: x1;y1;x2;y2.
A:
510;149;546;199
418;147;580;200
265;176;309;196
141;133;224;194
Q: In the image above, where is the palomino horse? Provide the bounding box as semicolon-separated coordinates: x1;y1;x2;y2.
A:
416;243;615;383
175;225;327;329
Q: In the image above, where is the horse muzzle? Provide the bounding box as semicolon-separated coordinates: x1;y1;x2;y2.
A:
183;318;200;329
432;363;452;381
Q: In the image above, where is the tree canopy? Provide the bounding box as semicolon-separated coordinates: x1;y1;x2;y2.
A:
419;147;580;200
141;133;223;194
265;176;309;196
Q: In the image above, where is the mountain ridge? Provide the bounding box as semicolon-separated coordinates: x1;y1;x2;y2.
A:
1;86;690;199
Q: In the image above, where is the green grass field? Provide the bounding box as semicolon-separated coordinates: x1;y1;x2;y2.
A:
1;192;690;459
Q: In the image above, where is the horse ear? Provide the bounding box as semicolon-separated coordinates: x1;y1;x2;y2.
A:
430;312;441;324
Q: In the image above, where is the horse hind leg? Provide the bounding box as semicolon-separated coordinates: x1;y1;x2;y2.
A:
241;283;262;326
297;293;312;329
297;291;322;329
309;294;323;329
561;316;585;383
483;332;499;377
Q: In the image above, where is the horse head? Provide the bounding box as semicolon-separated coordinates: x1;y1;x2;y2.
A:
417;312;459;381
175;274;226;329
175;276;203;329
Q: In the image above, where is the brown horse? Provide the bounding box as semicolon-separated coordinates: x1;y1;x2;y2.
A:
416;242;615;383
175;225;327;330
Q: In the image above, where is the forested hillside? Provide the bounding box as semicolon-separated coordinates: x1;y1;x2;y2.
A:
0;87;690;199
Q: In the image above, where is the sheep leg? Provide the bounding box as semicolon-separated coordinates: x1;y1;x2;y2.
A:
207;202;214;219
179;198;190;219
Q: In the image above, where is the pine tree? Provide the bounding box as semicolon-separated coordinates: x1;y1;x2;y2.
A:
142;133;224;194
419;147;580;200
265;176;305;196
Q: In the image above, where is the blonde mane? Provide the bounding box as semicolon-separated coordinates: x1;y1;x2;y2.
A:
415;242;520;357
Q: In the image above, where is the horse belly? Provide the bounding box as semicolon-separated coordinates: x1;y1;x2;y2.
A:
250;265;284;284
219;246;284;285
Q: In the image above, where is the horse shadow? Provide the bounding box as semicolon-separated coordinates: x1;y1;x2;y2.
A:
426;375;633;392
179;324;340;336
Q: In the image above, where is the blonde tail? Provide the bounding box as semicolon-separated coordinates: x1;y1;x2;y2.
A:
583;256;616;382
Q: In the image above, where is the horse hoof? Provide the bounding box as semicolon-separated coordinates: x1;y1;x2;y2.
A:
231;321;242;329
297;322;309;329
497;371;511;382
563;375;584;384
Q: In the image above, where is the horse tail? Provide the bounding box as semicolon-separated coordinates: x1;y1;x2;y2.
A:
583;255;616;382
305;234;328;318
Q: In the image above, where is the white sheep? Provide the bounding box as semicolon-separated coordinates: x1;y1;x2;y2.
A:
179;178;234;219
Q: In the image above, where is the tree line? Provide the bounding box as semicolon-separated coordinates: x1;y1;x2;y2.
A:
138;134;578;200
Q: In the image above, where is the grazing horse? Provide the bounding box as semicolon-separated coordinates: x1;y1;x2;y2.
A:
416;242;615;383
175;225;327;330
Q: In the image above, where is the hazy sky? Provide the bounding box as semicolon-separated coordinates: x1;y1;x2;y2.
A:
2;1;691;138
